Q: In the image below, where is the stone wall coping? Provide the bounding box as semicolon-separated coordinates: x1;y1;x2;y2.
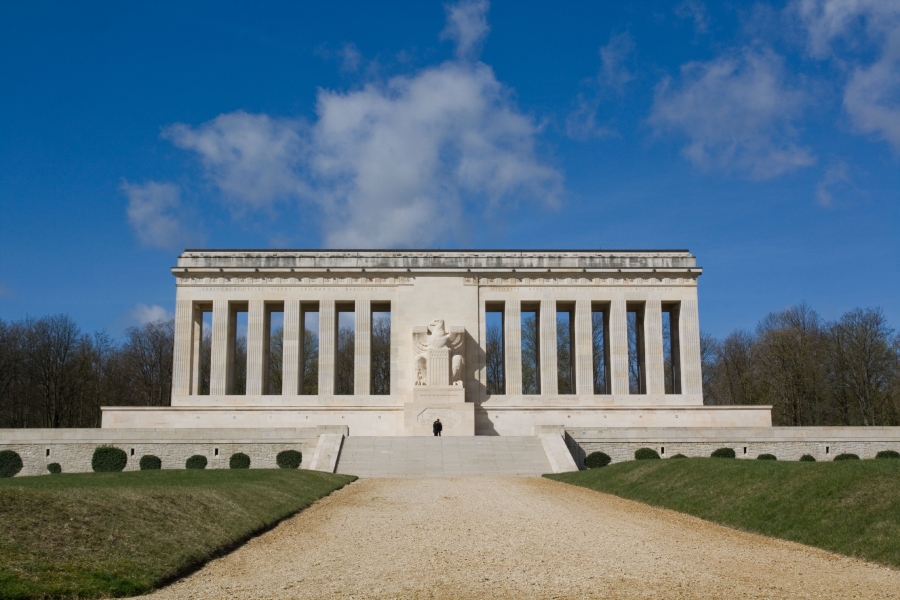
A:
565;426;900;442
0;426;336;443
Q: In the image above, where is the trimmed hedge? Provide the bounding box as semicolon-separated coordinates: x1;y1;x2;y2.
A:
584;451;612;469
876;450;900;459
0;450;23;478
185;455;207;470
834;453;860;461
757;454;777;461
229;452;251;469
140;455;162;470
711;447;736;459
276;450;302;469
799;454;816;462
92;446;127;472
670;453;688;459
634;447;661;460
47;462;62;474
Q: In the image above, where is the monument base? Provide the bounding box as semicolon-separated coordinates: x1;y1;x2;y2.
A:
404;387;474;436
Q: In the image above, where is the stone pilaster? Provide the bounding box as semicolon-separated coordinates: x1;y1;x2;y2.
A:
680;297;703;395
209;299;230;396
354;299;371;395
318;300;335;396
540;301;557;395
171;299;193;399
282;300;301;395
610;298;629;395
575;299;593;395
505;301;522;396
246;300;265;395
644;298;665;395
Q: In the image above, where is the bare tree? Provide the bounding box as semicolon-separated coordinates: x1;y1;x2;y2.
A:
521;315;539;394
485;321;504;395
121;320;175;406
334;326;355;395
371;314;391;395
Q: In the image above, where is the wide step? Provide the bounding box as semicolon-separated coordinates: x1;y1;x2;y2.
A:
335;436;554;477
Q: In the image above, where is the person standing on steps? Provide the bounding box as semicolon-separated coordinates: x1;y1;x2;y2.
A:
433;418;443;436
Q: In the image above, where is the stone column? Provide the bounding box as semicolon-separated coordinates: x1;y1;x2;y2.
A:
644;298;665;395
171;299;193;398
282;300;301;395
191;307;203;395
318;300;335;396
609;298;629;395
574;299;593;395
354;299;371;395
504;301;522;395
209;299;230;396
540;301;557;395
246;300;265;395
680;296;703;395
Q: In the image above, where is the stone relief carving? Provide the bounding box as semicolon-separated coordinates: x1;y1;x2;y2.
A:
412;319;465;387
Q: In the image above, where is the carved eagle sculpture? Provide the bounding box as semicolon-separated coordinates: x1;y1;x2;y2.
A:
413;319;464;354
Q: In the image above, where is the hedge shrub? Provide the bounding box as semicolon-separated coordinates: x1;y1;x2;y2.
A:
584;451;612;468
276;450;302;469
92;446;127;472
711;447;736;459
47;462;62;474
0;450;23;478
185;455;207;470
799;454;816;462
229;452;251;469
876;450;900;459
757;453;777;461
634;447;661;460
139;455;162;470
670;453;688;459
834;453;860;461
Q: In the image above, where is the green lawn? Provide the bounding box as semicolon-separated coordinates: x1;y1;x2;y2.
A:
547;458;900;569
0;469;356;599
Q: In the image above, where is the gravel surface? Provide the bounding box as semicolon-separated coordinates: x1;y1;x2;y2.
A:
134;477;900;599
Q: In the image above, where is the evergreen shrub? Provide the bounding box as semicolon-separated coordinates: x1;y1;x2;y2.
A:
670;453;688;459
229;452;251;469
834;453;860;461
711;447;736;459
0;450;23;478
584;451;612;468
757;454;777;461
876;450;900;459
47;463;62;474
185;455;207;469
140;455;162;470
92;446;127;472
799;454;816;462
634;447;661;460
276;450;302;469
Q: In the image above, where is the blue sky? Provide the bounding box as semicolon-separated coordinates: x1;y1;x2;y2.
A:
1;0;899;338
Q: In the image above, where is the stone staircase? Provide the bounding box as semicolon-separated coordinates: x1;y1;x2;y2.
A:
334;435;576;477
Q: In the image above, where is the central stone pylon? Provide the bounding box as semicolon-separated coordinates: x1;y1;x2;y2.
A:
405;318;474;435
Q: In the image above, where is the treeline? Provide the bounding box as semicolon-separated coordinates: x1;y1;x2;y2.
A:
703;304;900;426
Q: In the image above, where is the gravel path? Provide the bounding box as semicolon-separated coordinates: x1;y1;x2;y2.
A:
134;477;900;599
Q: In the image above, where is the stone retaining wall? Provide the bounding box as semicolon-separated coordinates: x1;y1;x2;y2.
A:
0;427;346;476
565;427;900;467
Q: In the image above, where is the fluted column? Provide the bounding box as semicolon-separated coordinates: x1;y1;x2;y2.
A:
680;296;703;396
354;300;371;395
504;301;522;395
610;298;629;395
644;298;665;395
575;299;593;395
246;300;265;395
318;300;335;396
282;301;301;395
540;300;557;395
171;299;193;398
191;307;203;395
209;299;230;396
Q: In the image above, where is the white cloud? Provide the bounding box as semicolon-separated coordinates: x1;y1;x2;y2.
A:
675;0;710;35
131;303;173;325
565;95;616;140
793;0;900;152
122;181;196;250
440;0;490;60
648;48;815;179
340;43;362;72
815;160;851;206
599;32;635;92
164;1;561;248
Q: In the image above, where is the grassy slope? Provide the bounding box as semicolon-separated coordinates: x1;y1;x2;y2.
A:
547;458;900;569
0;469;356;599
